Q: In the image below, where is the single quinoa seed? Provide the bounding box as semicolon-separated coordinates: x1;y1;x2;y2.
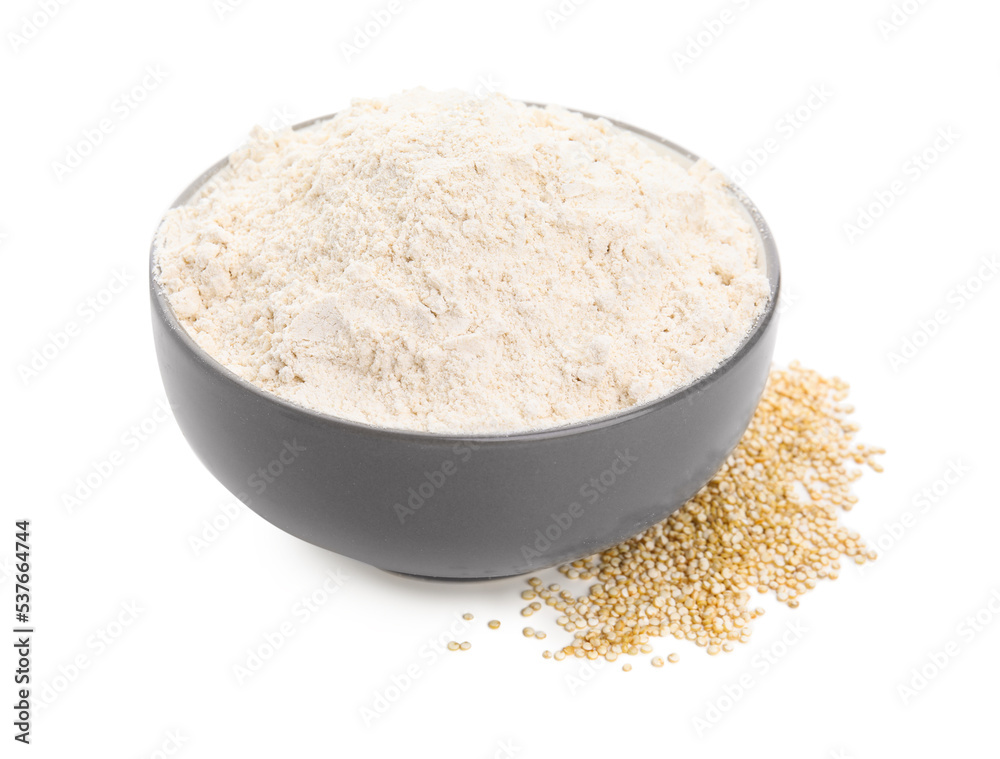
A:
651;657;665;667
462;613;474;621
488;620;501;630
668;653;679;663
459;642;471;651
527;364;883;663
447;641;460;651
522;627;535;638
622;663;632;672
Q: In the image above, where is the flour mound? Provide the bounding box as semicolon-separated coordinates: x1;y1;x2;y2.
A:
155;89;770;433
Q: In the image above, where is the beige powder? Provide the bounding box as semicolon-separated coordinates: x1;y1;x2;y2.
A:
154;89;769;433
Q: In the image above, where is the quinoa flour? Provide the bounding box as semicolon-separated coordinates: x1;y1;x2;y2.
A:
154;89;770;433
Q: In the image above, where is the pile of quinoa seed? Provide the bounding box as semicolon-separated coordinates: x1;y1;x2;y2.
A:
517;363;884;665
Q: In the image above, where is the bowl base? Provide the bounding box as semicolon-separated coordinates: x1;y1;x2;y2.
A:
381;568;526;583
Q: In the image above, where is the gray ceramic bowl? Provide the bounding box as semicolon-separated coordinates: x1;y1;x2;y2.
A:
150;108;780;580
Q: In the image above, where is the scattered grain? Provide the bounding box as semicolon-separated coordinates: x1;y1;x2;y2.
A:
521;364;882;663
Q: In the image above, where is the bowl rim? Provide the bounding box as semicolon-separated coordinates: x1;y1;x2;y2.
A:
149;104;781;443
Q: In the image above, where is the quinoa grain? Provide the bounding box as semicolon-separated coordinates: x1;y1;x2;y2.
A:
532;364;882;663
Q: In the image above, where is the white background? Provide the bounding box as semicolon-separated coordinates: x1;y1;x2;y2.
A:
4;0;999;756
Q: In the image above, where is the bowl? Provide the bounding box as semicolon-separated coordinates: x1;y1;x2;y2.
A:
149;107;781;580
